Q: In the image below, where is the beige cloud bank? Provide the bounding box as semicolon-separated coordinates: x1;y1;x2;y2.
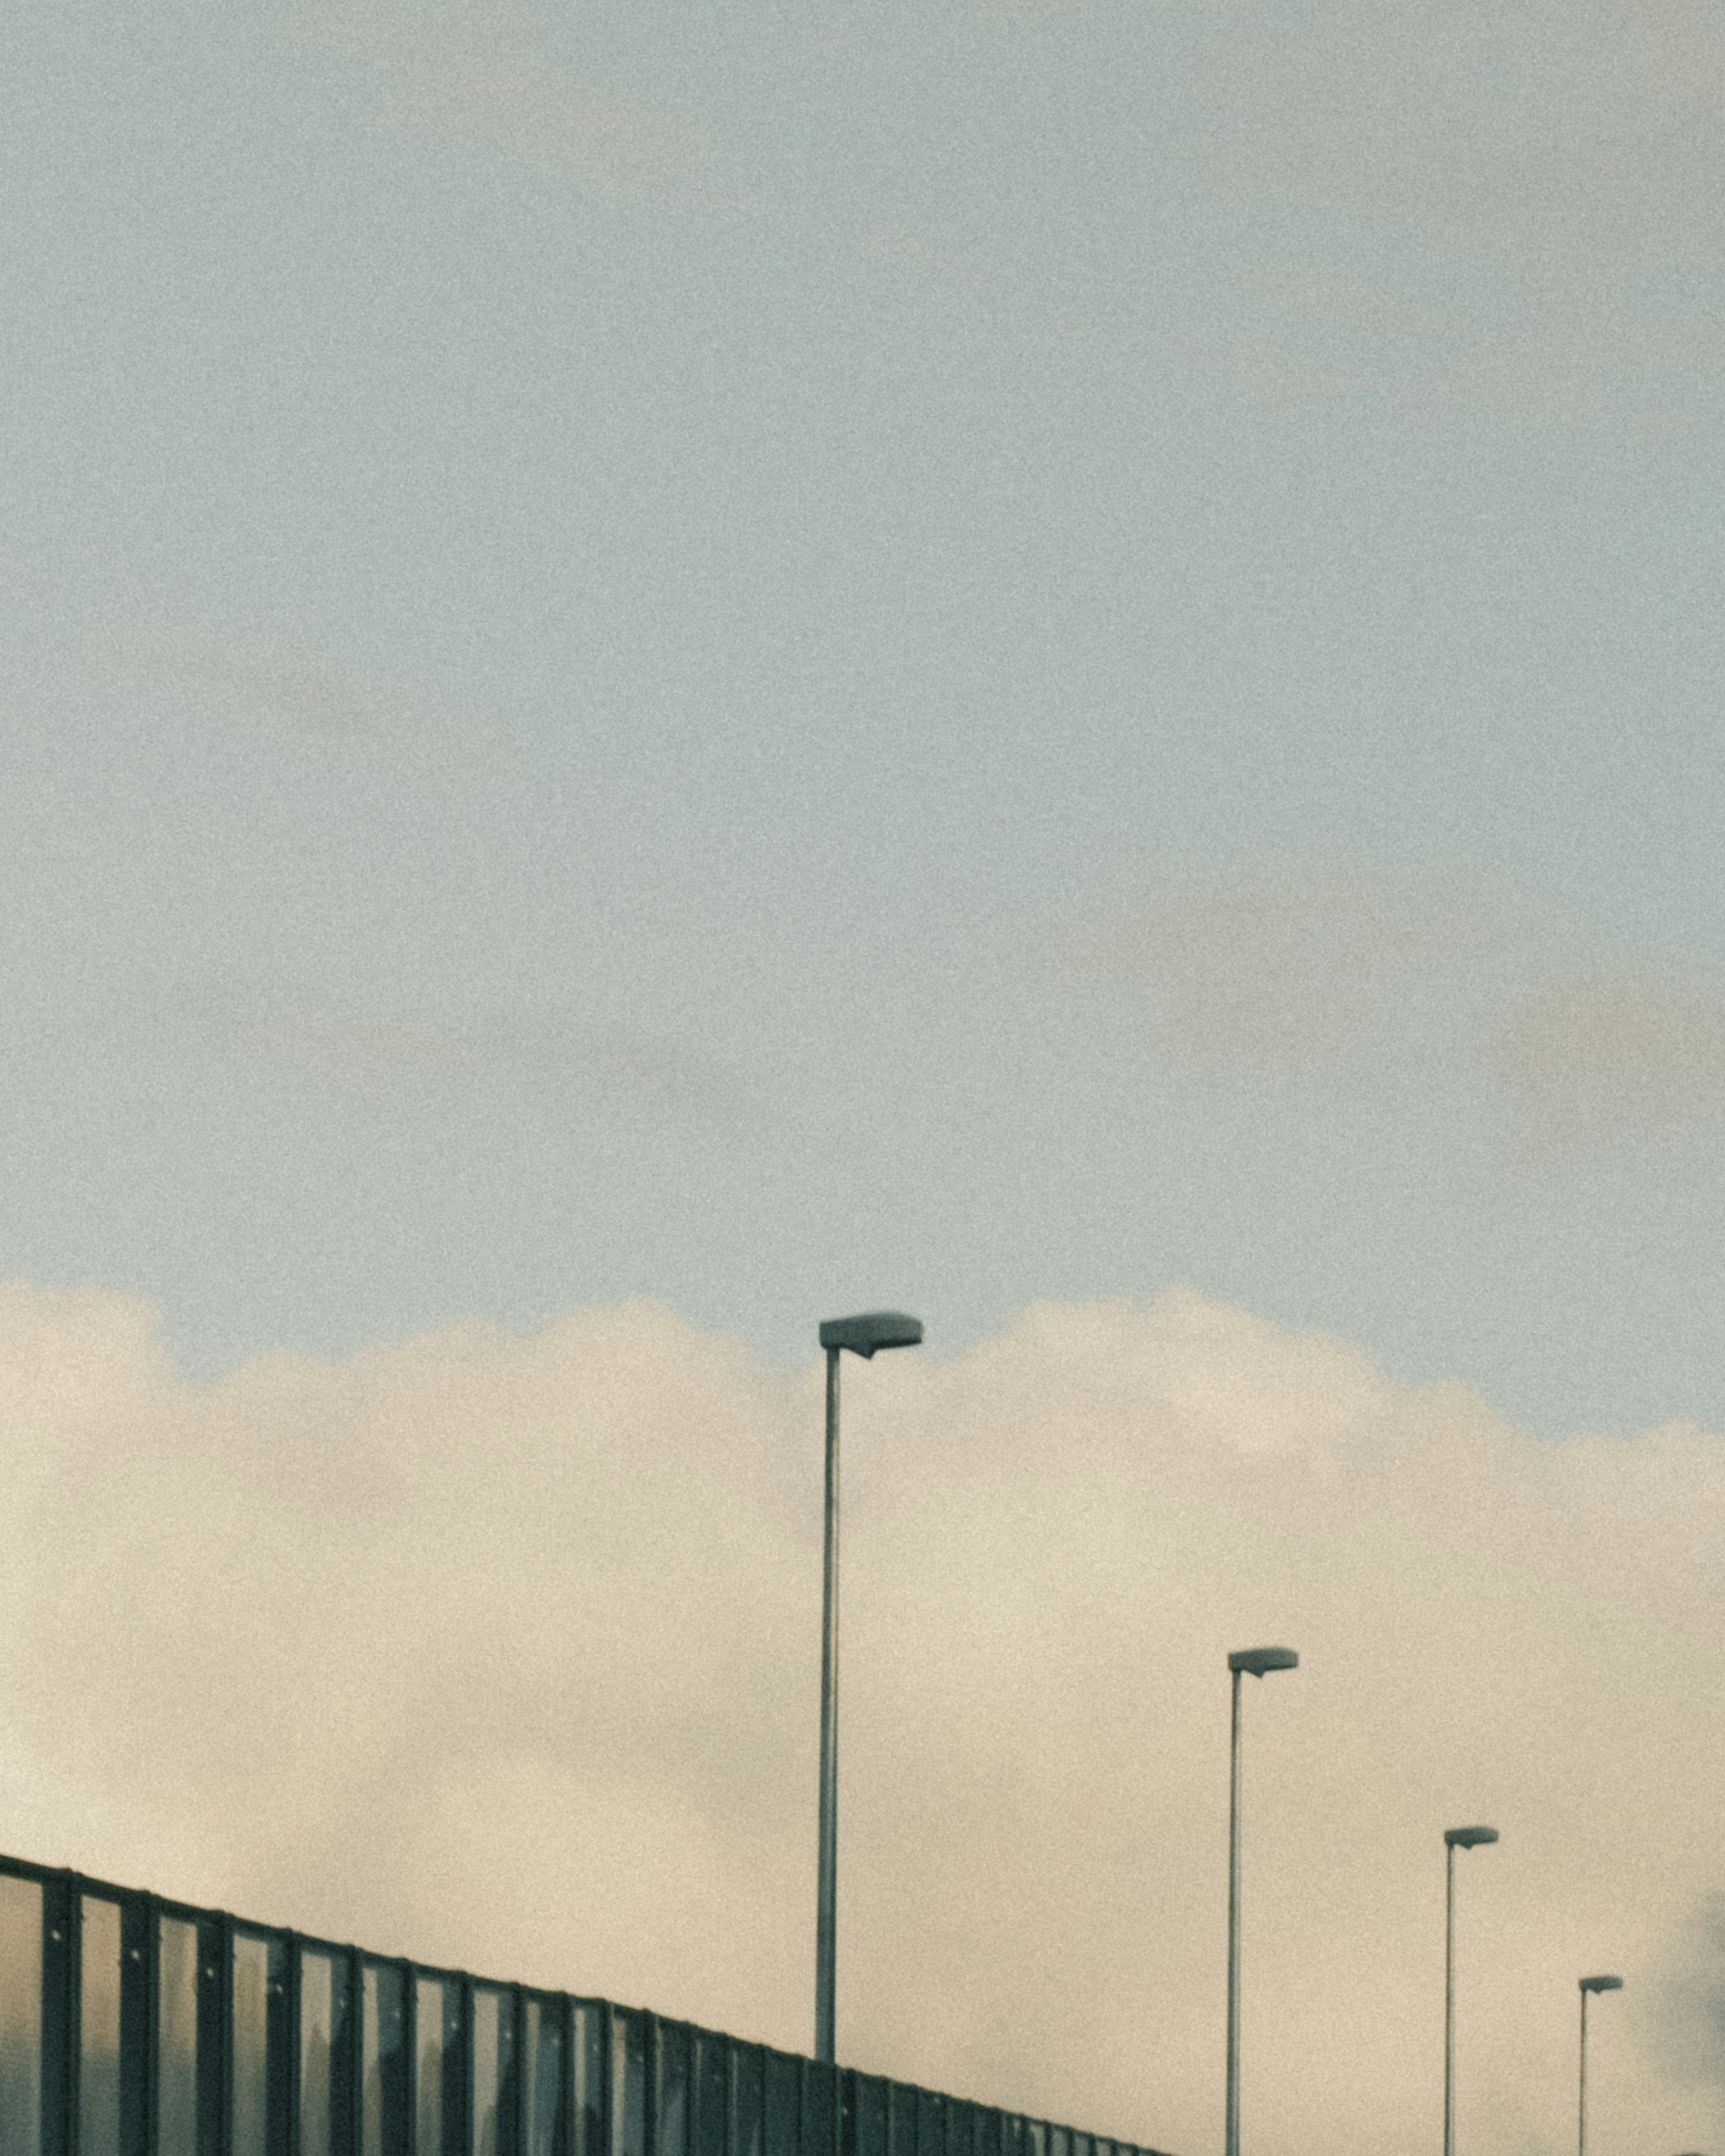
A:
1;1286;1722;2153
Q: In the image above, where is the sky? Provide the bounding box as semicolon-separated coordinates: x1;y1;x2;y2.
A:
4;0;1725;2148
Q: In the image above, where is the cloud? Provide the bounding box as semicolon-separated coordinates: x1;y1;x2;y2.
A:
1660;1894;1725;2090
124;984;744;1125
281;1;721;207
2;1286;1724;2152
1190;3;1725;430
88;605;505;771
1048;867;1725;1159
1197;1;1725;260
1495;974;1725;1138
1050;865;1513;1075
944;1;1725;428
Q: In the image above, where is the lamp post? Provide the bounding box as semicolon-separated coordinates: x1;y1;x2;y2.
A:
1225;1646;1299;2156
1578;1975;1623;2156
1442;1826;1498;2156
814;1310;924;2066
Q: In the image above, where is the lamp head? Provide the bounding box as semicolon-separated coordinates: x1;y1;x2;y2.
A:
1579;1975;1623;1994
819;1311;924;1359
1444;1826;1499;1850
1228;1646;1299;1677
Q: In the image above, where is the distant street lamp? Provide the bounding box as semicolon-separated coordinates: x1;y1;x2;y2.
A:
814;1311;924;2065
1443;1826;1499;2156
1225;1647;1299;2156
1578;1975;1623;2156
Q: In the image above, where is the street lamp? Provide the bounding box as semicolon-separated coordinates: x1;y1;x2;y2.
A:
814;1310;924;2065
1578;1975;1623;2156
1442;1826;1499;2156
1225;1646;1299;2156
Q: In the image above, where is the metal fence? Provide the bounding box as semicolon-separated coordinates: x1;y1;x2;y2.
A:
0;1854;1171;2156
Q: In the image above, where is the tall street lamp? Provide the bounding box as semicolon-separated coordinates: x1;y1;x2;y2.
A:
1225;1646;1299;2156
814;1310;924;2065
1578;1975;1623;2156
1442;1826;1499;2156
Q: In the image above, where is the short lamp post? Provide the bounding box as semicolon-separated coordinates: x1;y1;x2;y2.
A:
1225;1646;1299;2156
1578;1975;1623;2156
814;1311;924;2066
1442;1826;1499;2156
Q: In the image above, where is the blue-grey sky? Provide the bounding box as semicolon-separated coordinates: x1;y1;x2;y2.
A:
6;0;1725;1435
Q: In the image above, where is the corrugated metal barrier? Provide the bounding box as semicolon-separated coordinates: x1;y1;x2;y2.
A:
0;1854;1172;2156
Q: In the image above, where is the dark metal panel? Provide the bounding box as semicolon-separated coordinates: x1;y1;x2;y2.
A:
331;1952;358;2156
469;1986;513;2156
501;1990;521;2156
295;1944;322;2156
727;2043;761;2156
515;2001;561;2156
519;2002;544;2156
496;1991;520;2156
885;2083;915;2156
641;2020;658;2156
850;2078;884;2156
450;1980;473;2156
409;1974;465;2156
42;1873;76;2156
120;1896;157;2156
611;2010;646;2156
558;1997;589;2156
363;1962;409;2156
401;1969;419;2156
760;2052;796;2156
835;2074;853;2156
652;2022;687;2156
943;2100;976;2156
691;2033;725;2156
198;1916;231;2156
802;2063;836;2156
497;1989;522;2156
265;1939;292;2156
556;1997;582;2156
560;2001;588;2156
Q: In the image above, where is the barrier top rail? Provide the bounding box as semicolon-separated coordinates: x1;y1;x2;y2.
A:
0;1851;1174;2156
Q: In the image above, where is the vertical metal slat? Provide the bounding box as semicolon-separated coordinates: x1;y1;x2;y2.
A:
119;1891;156;2156
42;1872;77;2156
